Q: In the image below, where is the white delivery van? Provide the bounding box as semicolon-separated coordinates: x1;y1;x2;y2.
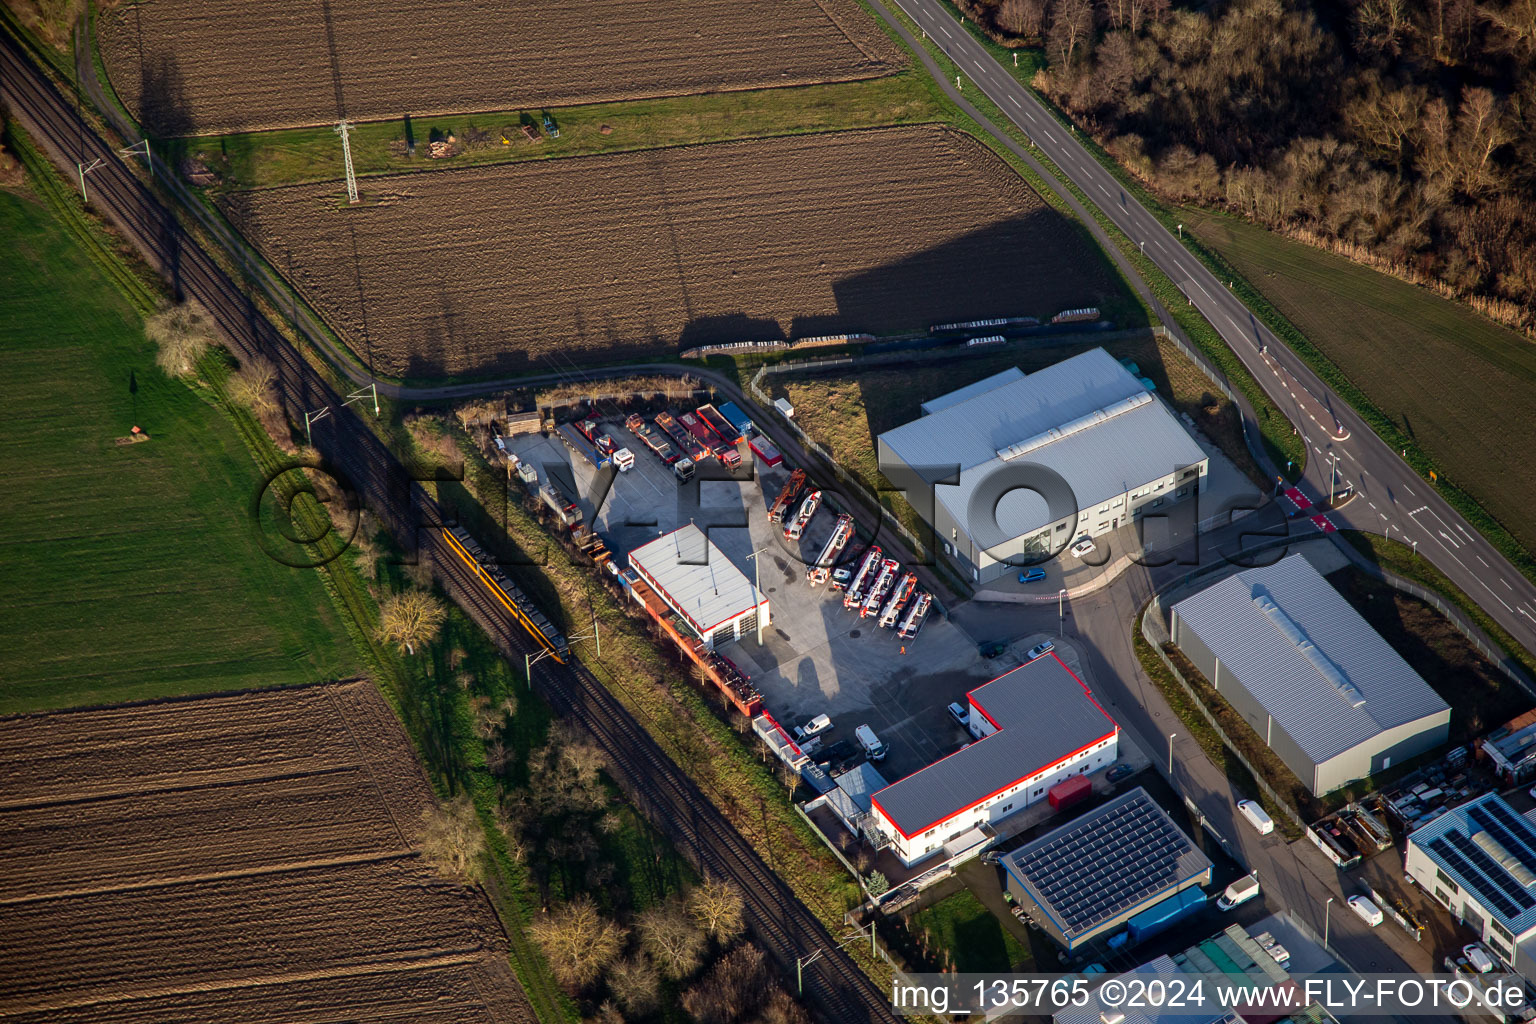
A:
1464;944;1497;973
855;724;888;761
794;714;833;742
1348;895;1384;927
1217;873;1261;911
1237;800;1275;836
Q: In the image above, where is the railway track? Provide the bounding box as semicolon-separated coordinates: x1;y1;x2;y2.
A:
0;29;897;1024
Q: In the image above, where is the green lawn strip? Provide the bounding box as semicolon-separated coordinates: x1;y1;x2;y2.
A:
194;74;945;190
1342;532;1536;683
418;426;897;985
909;891;1030;972
868;0;1302;480
0;183;360;714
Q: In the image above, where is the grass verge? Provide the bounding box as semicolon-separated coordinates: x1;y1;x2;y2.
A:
909;891;1031;972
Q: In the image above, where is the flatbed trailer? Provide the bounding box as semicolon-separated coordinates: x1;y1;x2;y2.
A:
696;404;740;446
679;412;719;458
784;490;821;541
896;591;931;640
767;468;807;523
655;412;707;462
844;546;883;609
555;422;609;470
807;513;855;585
878;572;918;629
625;413;678;463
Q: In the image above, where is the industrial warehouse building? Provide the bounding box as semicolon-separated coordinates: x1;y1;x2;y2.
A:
875;349;1208;583
1003;787;1212;950
628;525;769;651
1405;793;1536;977
867;654;1119;866
1170;553;1450;795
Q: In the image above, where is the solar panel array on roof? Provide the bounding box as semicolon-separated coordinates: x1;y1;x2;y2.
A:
1485;802;1536;868
1429;836;1524;919
1469;805;1536;881
1013;793;1192;932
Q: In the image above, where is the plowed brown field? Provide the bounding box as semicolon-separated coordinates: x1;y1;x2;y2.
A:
98;0;898;136
0;683;532;1024
220;126;1123;379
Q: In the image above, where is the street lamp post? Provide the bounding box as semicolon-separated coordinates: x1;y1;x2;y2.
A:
1328;453;1339;507
1323;896;1335;948
1167;732;1177;775
1058;589;1067;637
745;546;770;646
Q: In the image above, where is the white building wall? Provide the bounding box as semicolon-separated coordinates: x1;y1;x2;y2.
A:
1406;839;1533;967
879;733;1119;866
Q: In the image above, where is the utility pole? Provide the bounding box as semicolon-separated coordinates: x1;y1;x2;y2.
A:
336;120;359;205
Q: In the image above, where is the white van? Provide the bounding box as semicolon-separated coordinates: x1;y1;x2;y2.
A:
1464;943;1496;973
855;724;888;761
1217;873;1261;911
1348;895;1384;927
1237;800;1275;836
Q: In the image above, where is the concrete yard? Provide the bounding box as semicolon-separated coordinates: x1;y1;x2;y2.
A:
501;418;1006;776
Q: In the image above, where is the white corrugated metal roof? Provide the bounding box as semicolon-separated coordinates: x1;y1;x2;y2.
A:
1171;553;1449;765
629;525;764;635
919;367;1024;415
880;349;1206;543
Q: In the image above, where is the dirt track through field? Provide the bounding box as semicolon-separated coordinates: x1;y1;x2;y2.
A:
0;683;533;1024
221;125;1121;379
98;0;899;136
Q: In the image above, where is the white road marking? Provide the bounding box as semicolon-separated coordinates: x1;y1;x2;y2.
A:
939;23;952;37
1503;579;1514;590
1478;555;1490;567
1097;183;1110;198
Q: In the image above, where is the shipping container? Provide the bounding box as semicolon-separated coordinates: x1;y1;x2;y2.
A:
1047;774;1092;811
718;401;755;437
748;435;783;467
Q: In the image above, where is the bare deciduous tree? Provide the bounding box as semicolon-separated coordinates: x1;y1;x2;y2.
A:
229;355;279;414
998;0;1047;36
418;796;485;883
607;954;661;1017
529;897;627;990
146;300;217;377
1047;0;1095;66
376;589;446;655
686;881;746;942
638;899;706;980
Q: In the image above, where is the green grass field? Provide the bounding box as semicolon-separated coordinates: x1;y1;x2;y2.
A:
0;189;359;714
189;74;946;191
909;891;1030;973
1182;209;1536;556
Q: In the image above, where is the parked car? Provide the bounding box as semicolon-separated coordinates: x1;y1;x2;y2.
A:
947;702;970;727
1237;800;1275;836
1018;568;1047;583
1068;537;1096;558
1025;640;1054;661
1348;895;1384;927
1464;943;1496;973
979;641;1008;659
1106;764;1134;783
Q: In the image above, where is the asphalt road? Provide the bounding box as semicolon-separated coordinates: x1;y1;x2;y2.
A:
876;0;1536;663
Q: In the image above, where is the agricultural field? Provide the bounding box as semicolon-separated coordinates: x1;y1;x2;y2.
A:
98;0;900;136
1183;208;1536;555
0;189;357;715
0;681;533;1024
770;330;1259;537
219;125;1128;379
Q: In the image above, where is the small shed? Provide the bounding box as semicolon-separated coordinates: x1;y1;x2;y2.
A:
774;397;794;419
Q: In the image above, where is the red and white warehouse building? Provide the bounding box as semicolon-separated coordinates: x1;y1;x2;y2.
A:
870;654;1120;866
628;524;769;651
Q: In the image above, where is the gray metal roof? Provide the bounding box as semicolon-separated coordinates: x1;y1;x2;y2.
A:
1171;553;1449;765
919;367;1024;415
1004;787;1212;942
870;654;1118;838
880;349;1207;543
629;524;764;635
